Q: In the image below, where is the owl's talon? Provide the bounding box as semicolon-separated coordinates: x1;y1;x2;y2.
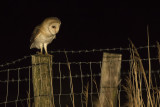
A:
45;53;52;56
36;51;43;55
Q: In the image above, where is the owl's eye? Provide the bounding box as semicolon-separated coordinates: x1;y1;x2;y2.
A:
52;26;56;28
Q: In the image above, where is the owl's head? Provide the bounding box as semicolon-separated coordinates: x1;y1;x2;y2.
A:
42;17;61;35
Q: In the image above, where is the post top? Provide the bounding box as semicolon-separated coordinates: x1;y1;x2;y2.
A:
31;54;53;57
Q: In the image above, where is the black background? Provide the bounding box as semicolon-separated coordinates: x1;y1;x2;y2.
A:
0;0;160;64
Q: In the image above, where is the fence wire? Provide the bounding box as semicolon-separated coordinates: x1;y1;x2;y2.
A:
0;45;159;107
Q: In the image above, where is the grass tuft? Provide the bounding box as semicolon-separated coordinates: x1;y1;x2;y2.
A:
124;40;160;107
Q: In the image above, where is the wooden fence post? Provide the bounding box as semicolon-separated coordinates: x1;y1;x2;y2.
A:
99;53;122;107
32;55;54;107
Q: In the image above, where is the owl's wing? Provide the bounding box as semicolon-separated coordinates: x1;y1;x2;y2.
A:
30;25;41;47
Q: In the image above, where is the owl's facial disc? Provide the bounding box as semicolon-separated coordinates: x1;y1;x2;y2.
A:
48;22;60;35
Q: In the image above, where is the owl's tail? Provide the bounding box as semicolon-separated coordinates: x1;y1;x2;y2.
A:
30;43;34;49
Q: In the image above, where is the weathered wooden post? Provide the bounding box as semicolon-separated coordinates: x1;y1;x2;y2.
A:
99;53;122;107
32;55;54;107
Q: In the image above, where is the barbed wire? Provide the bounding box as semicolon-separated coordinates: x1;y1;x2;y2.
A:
0;55;31;68
51;58;159;64
0;65;32;73
0;57;159;73
50;45;157;53
0;73;101;83
0;86;160;105
0;45;158;68
0;69;159;83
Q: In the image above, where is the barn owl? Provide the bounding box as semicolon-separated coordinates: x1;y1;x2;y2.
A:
30;17;61;54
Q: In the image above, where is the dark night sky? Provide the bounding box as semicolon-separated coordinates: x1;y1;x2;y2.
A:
0;0;160;63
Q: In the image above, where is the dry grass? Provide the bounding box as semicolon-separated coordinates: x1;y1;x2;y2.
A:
123;39;160;107
93;78;120;107
157;42;160;63
93;79;101;107
64;51;75;107
83;82;89;107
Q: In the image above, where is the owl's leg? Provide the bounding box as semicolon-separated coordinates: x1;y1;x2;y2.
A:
44;43;48;54
40;43;43;54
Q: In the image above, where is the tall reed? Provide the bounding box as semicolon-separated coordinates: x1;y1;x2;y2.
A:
123;40;160;107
